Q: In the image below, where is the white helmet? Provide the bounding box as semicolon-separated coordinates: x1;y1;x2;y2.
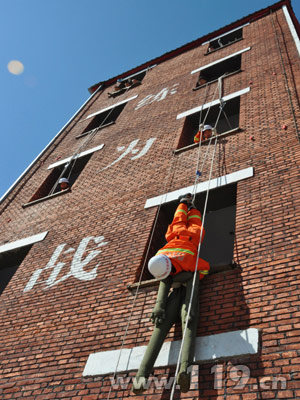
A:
148;255;172;280
59;177;69;184
203;124;213;131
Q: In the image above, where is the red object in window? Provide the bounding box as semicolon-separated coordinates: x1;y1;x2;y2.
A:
273;72;277;75
249;80;253;85
56;156;61;160
250;136;255;141
282;124;287;130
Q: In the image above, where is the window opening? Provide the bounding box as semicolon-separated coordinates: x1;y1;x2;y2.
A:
79;103;126;138
108;70;146;98
177;97;240;149
28;154;92;203
207;28;243;53
0;245;32;294
137;184;237;282
194;54;242;89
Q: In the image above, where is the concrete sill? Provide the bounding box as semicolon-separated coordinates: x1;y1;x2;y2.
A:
22;188;71;208
193;69;242;91
76;121;115;139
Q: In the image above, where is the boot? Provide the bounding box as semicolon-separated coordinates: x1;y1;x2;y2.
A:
178;193;192;205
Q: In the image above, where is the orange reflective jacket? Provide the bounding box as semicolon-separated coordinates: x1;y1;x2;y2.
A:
194;131;203;143
194;130;212;143
156;203;210;279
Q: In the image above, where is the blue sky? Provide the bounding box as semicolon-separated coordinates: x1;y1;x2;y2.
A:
1;0;299;199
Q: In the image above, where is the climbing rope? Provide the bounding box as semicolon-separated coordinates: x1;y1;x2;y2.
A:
49;87;131;195
105;71;230;399
192;74;226;202
104;74;225;400
170;124;219;400
171;74;229;399
271;10;300;143
104;151;179;400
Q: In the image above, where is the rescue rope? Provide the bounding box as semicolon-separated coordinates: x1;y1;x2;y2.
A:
171;74;227;399
106;71;228;399
49;87;131;195
192;74;226;202
271;11;300;143
170;122;219;400
105;152;179;400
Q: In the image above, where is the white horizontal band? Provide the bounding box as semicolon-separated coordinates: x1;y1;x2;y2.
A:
84;95;138;120
0;231;48;254
145;167;254;209
176;87;250;120
191;47;251;75
47;144;104;170
83;328;259;376
121;65;156;81
201;23;249;46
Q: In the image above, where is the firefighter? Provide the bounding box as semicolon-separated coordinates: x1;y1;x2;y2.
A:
194;124;214;144
148;193;210;280
133;194;209;394
58;177;70;191
114;78;125;91
197;73;208;87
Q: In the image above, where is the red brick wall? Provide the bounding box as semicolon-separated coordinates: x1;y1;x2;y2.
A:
1;6;300;400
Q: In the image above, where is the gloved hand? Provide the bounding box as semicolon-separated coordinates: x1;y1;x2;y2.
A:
151;304;166;326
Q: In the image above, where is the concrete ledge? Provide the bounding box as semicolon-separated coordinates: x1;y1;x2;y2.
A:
191;47;251;74
0;231;48;254
47;144;104;169
144;167;254;209
83;328;259;377
176;87;250;120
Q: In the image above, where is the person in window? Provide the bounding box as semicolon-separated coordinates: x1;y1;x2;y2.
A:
196;73;207;87
58;177;70;191
125;77;140;88
148;193;209;279
114;78;125;91
194;124;214;143
133;194;209;394
115;77;139;91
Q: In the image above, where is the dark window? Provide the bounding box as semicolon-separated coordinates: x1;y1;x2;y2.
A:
29;154;91;202
0;245;32;294
177;97;240;149
137;184;237;282
195;54;242;88
207;28;243;53
80;103;126;137
108;70;146;97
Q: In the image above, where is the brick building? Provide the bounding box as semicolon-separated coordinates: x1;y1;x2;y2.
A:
1;0;300;398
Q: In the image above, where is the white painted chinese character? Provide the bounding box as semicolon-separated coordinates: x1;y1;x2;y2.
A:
23;236;108;292
135;84;179;110
101;138;156;170
134;94;155;110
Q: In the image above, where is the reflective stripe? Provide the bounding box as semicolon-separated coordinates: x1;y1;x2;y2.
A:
176;208;187;216
187;214;202;221
194;136;200;142
157;248;195;256
199;270;209;274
